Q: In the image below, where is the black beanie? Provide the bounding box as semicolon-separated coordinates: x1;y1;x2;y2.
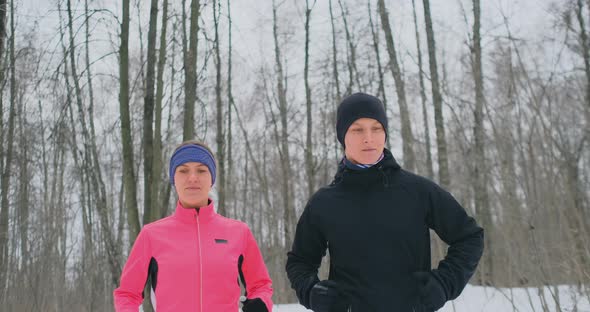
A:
336;92;388;146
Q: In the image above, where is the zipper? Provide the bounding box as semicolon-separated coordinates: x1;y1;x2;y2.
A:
195;210;203;312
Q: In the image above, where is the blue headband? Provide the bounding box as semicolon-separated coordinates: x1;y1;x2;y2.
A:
169;145;216;186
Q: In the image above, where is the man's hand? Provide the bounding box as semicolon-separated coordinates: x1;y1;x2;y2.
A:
413;271;447;311
309;280;350;312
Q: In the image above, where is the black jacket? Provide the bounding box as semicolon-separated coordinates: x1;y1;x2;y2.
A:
286;149;484;312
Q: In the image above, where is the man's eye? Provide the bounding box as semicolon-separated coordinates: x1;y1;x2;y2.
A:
351;128;362;132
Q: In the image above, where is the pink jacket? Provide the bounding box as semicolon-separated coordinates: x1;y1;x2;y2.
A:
114;200;273;312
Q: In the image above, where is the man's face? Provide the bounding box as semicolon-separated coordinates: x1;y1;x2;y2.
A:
344;118;386;164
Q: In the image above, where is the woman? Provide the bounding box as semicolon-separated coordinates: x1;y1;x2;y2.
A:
114;140;273;312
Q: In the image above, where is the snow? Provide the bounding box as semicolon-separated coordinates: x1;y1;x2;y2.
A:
270;284;590;312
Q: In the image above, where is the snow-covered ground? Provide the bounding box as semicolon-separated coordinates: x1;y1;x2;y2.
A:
271;284;590;312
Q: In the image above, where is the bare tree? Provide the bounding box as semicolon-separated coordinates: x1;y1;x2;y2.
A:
272;0;295;246
152;0;169;222
213;0;226;215
471;0;493;284
66;0;120;286
575;0;590;150
183;0;200;140
226;0;234;217
338;0;361;94
0;0;16;301
368;0;387;115
119;0;140;245
328;0;341;101
377;0;417;171
411;0;434;179
422;0;450;188
142;0;159;226
304;0;317;198
0;0;7;174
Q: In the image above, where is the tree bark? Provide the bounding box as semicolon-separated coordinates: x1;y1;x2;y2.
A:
0;0;7;175
368;0;387;118
576;0;590;146
472;0;493;284
143;0;158;226
152;0;169;222
213;0;226;215
226;0;234;217
0;0;16;299
377;0;417;171
119;0;141;244
183;0;200;140
272;0;294;246
422;0;450;188
304;0;315;198
411;0;434;179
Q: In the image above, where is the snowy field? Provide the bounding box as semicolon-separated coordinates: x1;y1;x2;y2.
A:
270;284;590;312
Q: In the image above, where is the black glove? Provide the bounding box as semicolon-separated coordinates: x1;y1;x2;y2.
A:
413;271;447;311
242;297;268;312
309;280;350;312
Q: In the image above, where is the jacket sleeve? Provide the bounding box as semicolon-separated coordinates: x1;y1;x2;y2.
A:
285;199;327;309
426;182;484;301
241;225;273;311
113;228;151;312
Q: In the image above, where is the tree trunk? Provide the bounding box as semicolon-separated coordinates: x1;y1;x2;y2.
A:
143;0;158;226
0;0;16;299
411;0;434;179
272;0;294;246
226;0;234;217
0;0;7;177
338;0;361;94
576;0;590;148
213;0;226;215
17;89;29;272
329;0;341;160
368;0;387;120
304;0;315;198
377;0;417;171
422;0;450;188
152;0;169;222
183;0;200;140
119;0;141;244
472;0;493;284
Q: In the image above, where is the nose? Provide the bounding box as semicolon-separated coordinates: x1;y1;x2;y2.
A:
187;171;199;182
363;131;372;143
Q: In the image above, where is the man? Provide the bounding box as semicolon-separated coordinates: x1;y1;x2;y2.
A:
286;92;484;312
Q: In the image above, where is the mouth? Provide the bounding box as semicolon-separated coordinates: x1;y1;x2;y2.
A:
186;187;201;191
362;148;376;152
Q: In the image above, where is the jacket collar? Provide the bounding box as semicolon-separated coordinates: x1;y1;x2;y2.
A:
173;199;217;224
332;148;401;187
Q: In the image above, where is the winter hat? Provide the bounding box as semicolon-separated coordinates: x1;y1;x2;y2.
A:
169;144;217;186
336;92;388;146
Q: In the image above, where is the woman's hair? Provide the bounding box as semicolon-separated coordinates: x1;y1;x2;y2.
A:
172;140;217;165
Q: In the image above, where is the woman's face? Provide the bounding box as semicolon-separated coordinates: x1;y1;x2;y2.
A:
174;162;212;208
344;118;386;164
